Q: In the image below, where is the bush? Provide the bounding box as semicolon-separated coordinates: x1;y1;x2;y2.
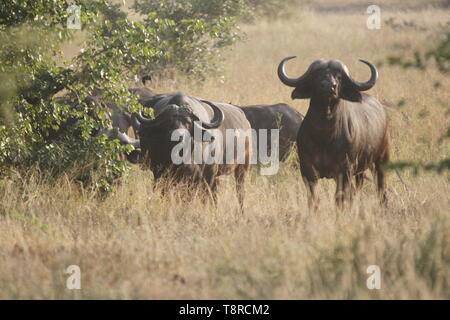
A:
0;0;159;191
246;0;305;21
132;0;247;80
132;0;306;79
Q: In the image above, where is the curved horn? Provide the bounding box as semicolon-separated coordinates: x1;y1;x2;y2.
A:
116;132;140;149
129;113;141;131
97;128;140;149
198;100;224;129
136;109;168;127
136;111;153;124
278;56;301;87
345;59;378;91
278;56;314;87
136;104;183;127
278;57;329;88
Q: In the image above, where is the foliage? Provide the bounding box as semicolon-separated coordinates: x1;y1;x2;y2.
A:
0;0;305;191
132;0;247;80
386;28;450;173
0;0;159;191
246;0;306;21
131;0;306;79
386;32;450;74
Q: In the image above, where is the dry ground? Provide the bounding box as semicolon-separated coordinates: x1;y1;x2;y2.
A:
0;2;449;299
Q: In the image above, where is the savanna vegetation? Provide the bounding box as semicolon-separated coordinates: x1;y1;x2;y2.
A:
0;0;449;299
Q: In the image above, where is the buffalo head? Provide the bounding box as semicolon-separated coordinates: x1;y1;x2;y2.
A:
134;95;224;175
277;56;378;102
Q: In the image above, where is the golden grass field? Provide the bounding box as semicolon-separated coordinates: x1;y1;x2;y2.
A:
0;1;449;299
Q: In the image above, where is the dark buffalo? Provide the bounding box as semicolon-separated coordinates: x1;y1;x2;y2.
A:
239;103;303;163
136;92;252;210
278;56;390;209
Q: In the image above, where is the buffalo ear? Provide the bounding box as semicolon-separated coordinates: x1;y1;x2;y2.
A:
341;77;362;102
291;82;313;99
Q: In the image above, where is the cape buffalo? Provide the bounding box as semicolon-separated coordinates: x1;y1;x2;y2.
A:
239;103;304;163
81;87;156;163
51;95;141;163
75;87;156;163
278;56;390;209
83;96;141;147
136;92;252;211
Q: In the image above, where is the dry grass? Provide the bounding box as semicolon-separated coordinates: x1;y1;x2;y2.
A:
0;2;449;299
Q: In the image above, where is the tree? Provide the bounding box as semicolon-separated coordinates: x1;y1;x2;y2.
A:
132;0;247;80
0;0;164;192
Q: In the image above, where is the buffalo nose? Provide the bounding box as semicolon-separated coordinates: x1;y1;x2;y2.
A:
331;83;337;91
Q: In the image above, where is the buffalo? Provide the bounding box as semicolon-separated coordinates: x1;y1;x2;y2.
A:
278;56;390;209
239;103;304;163
77;87;156;163
135;92;252;211
51;94;143;163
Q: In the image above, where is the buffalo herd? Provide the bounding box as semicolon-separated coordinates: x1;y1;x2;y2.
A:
64;57;390;211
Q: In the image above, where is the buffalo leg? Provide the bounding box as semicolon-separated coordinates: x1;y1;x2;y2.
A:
303;177;318;211
300;164;319;211
202;167;219;205
335;172;353;209
208;178;219;204
375;162;387;205
234;166;247;213
355;172;365;191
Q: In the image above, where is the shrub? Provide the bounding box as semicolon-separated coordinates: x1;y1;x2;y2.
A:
0;0;158;191
132;0;247;80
